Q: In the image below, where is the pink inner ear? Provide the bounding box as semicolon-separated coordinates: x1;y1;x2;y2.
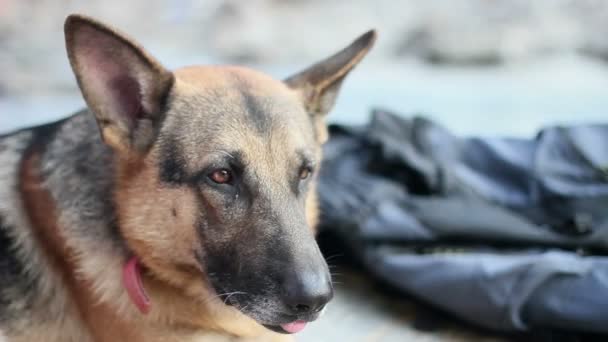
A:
109;75;143;124
73;25;144;126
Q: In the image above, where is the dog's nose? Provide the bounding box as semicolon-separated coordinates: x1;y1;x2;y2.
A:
283;271;333;315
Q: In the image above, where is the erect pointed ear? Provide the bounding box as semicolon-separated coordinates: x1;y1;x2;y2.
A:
64;14;174;155
285;30;377;117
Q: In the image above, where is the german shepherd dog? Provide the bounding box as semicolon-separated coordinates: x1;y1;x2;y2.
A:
0;14;375;342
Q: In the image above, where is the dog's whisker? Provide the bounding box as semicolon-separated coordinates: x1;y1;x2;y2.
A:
238;306;248;313
222;291;248;305
201;293;227;304
201;291;247;305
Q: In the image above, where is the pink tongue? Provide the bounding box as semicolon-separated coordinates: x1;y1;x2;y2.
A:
280;320;308;334
122;256;151;314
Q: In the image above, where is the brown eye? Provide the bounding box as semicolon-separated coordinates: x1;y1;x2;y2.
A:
209;169;232;184
299;167;312;180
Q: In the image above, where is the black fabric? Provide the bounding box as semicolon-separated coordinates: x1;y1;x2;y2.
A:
318;109;608;334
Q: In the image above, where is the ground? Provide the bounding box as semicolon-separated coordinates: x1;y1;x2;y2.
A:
299;265;506;342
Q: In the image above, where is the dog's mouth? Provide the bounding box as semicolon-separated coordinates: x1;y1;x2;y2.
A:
263;321;308;334
203;253;332;335
259;308;325;334
221;292;324;334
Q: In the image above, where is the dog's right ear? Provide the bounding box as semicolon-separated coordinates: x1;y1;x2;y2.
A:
64;14;174;155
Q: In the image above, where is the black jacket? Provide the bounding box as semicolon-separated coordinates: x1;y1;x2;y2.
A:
319;109;608;333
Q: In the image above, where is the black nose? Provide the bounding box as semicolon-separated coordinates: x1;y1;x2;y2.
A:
283;271;333;315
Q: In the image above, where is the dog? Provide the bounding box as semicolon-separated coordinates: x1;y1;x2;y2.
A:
0;14;375;341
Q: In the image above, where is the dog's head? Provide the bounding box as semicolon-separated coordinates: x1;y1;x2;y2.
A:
64;14;375;334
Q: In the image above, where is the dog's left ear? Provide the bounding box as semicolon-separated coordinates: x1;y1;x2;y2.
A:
64;14;174;155
285;30;377;117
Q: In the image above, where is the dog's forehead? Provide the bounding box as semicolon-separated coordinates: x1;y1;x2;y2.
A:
174;65;289;94
160;65;316;169
171;65;310;125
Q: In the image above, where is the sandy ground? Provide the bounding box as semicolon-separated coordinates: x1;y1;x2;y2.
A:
297;266;508;342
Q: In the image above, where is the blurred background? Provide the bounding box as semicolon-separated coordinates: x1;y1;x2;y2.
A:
4;0;608;136
3;1;608;341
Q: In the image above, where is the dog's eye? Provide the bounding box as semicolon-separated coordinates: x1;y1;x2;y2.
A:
299;167;313;180
209;169;233;184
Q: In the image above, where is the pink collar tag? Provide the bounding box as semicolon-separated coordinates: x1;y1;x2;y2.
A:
122;256;151;314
